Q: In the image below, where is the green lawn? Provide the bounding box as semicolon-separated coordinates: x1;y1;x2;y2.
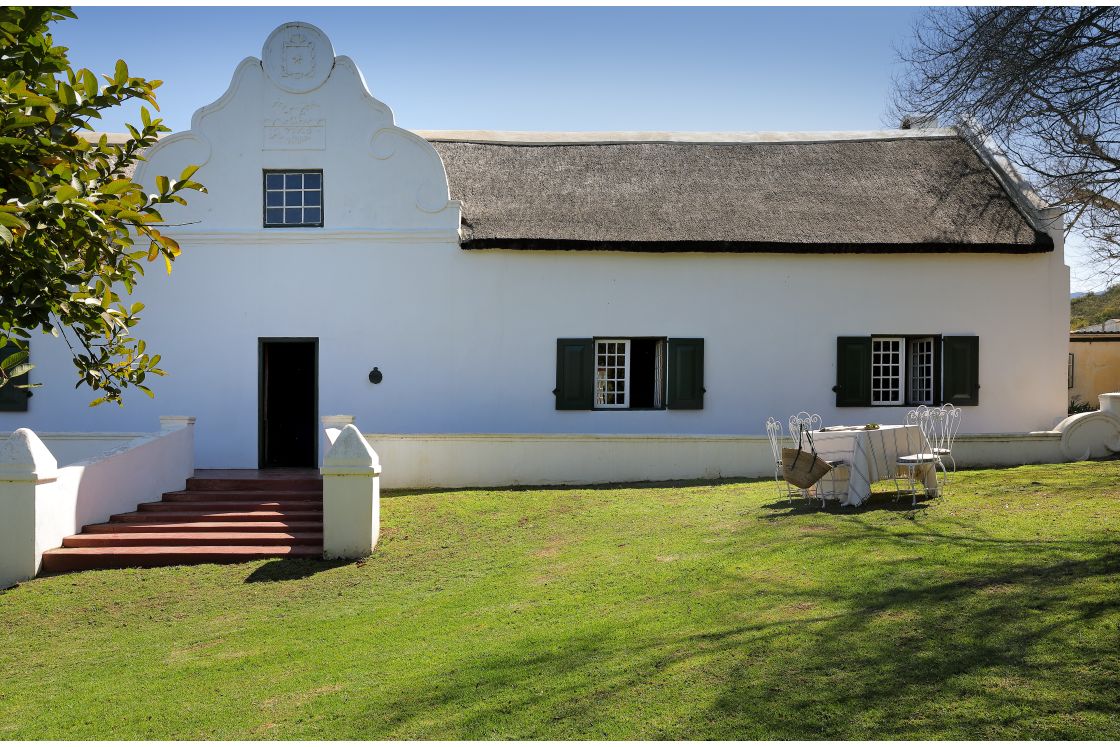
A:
2;461;1119;739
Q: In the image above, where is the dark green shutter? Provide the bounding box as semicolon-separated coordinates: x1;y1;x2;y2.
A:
0;342;29;412
666;338;704;409
942;335;979;406
835;337;871;406
555;339;594;410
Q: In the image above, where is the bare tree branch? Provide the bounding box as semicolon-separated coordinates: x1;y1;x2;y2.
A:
892;7;1120;285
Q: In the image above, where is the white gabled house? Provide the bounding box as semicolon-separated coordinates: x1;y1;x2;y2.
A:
0;22;1071;485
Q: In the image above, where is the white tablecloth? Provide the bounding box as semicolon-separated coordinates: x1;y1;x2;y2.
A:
809;424;937;506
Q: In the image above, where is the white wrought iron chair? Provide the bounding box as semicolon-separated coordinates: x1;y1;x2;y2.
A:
765;417;801;503
928;404;962;474
896;407;944;505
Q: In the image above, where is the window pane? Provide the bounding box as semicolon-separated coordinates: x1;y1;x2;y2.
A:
304;207;321;224
871;337;904;405
266;190;283;207
265;208;283;225
286;190;303;207
285;173;303;189
285;208;302;224
304;190;320;207
266;173;283;189
304;172;321;189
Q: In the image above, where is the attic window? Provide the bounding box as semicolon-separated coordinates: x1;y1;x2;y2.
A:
264;170;323;227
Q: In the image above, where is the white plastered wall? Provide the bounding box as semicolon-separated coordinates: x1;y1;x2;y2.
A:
0;23;1071;470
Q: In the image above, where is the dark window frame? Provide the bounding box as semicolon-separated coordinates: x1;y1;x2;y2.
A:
262;169;324;228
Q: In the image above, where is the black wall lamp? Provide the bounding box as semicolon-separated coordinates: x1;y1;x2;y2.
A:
368;367;383;384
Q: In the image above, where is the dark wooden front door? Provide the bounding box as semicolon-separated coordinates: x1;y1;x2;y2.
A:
259;339;317;468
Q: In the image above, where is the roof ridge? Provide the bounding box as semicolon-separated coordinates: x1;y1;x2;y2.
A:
416;128;958;145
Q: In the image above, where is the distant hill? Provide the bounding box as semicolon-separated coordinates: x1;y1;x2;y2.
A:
1071;285;1120;330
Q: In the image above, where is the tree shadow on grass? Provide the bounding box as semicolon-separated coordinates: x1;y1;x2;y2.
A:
244;557;351;583
760;489;934;518
336;535;1120;739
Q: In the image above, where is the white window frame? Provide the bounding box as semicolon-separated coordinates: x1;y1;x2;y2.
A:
595;339;630;409
908;336;936;405
871;336;905;406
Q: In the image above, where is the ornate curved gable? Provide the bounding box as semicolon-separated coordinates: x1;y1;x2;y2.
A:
136;22;459;237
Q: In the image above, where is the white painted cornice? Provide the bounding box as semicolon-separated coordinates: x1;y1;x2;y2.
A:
164;227;461;244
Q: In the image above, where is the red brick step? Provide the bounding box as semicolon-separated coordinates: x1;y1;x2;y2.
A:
42;545;323;572
136;499;323;512
45;469;328;574
185;477;322;493
110;509;323;522
161;489;322;502
82;520;323;533
63;532;322;548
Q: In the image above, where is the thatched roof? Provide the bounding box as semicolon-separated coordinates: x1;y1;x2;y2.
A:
428;131;1053;253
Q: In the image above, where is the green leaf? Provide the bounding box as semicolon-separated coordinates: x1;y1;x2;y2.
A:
155;175;169;194
80;68;98;97
5;362;33;378
100;179;132;195
55;185;79;202
0;212;29;229
1;349;28;370
57;81;77;106
179;164;200;181
114;59;128;84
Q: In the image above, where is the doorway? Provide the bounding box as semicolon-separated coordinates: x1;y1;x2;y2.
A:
258;338;318;468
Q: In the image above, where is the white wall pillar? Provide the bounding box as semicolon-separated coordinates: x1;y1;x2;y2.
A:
321;414;356;464
320;423;381;559
0;429;58;588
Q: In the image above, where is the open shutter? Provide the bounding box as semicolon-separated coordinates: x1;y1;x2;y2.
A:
666;338;704;409
834;337;871;406
942;335;979;406
555;338;594;410
0;342;30;412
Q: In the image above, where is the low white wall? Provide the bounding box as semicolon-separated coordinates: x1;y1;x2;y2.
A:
362;429;1087;489
43;423;196;553
0;417;195;587
366;432;783;489
951;432;1063;467
0;432;147;467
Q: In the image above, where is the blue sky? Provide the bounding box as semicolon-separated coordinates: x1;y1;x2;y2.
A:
57;6;1097;290
61;7;922;133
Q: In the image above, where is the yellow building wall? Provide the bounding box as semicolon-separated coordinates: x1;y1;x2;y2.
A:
1069;336;1120;408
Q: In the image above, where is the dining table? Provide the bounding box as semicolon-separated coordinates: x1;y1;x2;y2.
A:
809;423;937;507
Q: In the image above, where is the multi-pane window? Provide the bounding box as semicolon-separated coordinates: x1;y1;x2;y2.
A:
909;337;935;404
264;170;322;227
836;334;978;407
871;337;904;405
556;337;701;411
595;339;629;408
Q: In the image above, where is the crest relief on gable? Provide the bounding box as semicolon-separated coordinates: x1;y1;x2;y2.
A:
262;22;334;94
